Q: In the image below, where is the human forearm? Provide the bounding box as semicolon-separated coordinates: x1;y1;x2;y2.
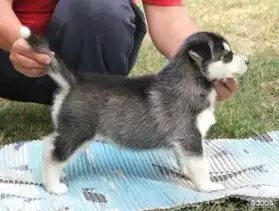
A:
143;5;198;59
0;0;22;52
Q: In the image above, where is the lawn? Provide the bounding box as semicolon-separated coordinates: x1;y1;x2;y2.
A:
0;0;279;210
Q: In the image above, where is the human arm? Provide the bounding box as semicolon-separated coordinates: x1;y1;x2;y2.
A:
143;4;197;59
143;3;238;100
0;0;22;51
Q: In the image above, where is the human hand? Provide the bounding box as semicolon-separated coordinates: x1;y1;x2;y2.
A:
9;38;52;77
213;78;238;101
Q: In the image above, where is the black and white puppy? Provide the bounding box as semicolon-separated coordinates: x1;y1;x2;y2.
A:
20;26;249;195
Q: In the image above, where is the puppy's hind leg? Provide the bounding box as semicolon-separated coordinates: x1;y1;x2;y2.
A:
42;130;94;195
41;132;66;194
173;133;225;192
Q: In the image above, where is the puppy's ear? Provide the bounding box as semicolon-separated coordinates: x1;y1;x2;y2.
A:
188;49;205;70
188;42;212;69
188;50;203;66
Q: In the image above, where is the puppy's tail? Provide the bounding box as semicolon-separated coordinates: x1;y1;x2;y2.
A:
19;26;76;89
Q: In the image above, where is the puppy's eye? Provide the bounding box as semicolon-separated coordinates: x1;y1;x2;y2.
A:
222;51;233;63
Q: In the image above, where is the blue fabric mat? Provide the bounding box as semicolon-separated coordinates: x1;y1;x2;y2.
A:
0;131;279;211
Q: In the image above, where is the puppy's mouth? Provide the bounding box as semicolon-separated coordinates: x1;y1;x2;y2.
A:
231;64;248;78
232;71;244;78
217;69;247;81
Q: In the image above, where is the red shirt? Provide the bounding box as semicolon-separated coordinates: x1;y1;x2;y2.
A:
13;0;183;35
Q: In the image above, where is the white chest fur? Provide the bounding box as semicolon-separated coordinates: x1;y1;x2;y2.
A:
196;89;217;138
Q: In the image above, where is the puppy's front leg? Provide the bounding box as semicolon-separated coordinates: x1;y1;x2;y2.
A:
173;134;225;192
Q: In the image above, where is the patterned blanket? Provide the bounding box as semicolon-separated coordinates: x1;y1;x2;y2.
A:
0;131;279;211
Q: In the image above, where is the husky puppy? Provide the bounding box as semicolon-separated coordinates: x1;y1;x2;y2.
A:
20;26;249;195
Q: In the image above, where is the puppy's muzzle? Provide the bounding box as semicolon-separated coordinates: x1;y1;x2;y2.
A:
241;55;249;65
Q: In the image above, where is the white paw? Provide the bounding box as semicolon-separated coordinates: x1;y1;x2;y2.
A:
195;182;225;192
44;183;68;195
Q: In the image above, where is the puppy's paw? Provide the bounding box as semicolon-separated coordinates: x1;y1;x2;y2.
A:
44;183;68;195
195;182;225;192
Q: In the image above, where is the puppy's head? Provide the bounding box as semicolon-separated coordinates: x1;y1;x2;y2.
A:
178;32;249;81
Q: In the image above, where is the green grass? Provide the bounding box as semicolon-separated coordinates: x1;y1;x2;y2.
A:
0;0;279;210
